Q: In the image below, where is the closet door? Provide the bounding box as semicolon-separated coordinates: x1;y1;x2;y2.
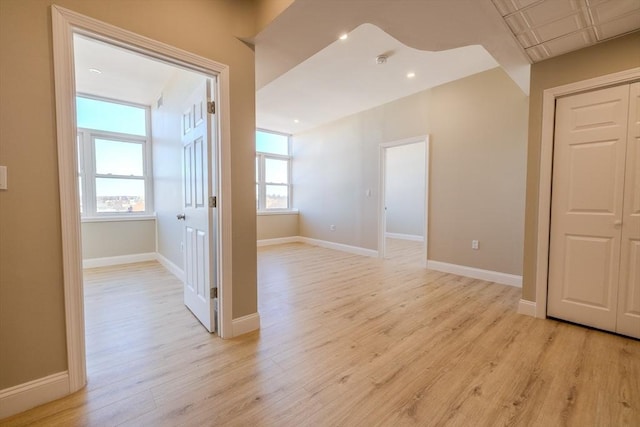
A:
548;85;630;332
616;82;640;339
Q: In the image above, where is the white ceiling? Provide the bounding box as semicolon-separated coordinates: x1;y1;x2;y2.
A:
257;23;499;134
73;0;640;135
74;34;177;106
254;0;640;134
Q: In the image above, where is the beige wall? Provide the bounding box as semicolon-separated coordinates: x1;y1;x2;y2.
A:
293;67;528;275
0;0;258;390
257;213;299;240
522;32;640;301
81;220;156;259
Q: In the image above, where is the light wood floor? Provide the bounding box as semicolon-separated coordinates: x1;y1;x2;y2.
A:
3;243;639;426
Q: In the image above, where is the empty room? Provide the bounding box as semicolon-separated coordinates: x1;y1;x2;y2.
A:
1;0;639;426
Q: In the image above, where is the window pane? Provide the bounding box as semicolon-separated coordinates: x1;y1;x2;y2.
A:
256;130;288;155
76;97;147;136
266;185;288;209
265;158;288;184
96;178;145;212
95;139;143;176
256;157;259;183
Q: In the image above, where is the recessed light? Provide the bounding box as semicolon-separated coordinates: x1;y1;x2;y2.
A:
339;33;348;41
407;72;416;78
294;119;300;123
89;68;102;74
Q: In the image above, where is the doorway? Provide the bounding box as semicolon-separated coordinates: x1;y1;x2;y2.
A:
51;5;233;394
378;136;429;265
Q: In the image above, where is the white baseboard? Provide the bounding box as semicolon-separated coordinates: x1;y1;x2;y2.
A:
298;236;378;258
518;299;537;317
83;252;156;269
232;313;260;337
156;252;185;282
426;260;522;287
0;371;69;419
257;236;300;247
385;232;424;242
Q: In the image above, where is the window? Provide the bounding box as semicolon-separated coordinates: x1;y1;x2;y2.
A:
256;130;291;210
76;95;152;217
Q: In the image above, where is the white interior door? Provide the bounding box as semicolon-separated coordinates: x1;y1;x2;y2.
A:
548;85;630;332
616;82;640;339
180;79;216;333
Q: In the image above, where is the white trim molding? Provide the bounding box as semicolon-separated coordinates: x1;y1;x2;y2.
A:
427;260;522;287
0;372;69;419
82;252;156;269
231;313;261;337
257;237;300;247
156;253;185;282
517;299;537;317
298;236;378;258
385;232;424;242
534;67;640;319
51;4;235;400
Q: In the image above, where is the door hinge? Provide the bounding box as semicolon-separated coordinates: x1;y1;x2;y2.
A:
207;101;216;114
209;196;217;208
211;287;218;299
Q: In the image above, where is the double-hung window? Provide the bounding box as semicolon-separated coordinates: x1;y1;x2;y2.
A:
256;130;291;211
76;95;153;217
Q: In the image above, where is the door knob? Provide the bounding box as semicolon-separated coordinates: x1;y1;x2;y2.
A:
177;213;186;220
614;220;622;226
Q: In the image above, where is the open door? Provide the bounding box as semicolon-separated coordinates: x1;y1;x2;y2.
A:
179;79;217;333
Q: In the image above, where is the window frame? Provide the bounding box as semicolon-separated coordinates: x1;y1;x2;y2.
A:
256;129;292;212
76;95;153;219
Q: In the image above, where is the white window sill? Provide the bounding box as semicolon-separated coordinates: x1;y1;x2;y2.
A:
257;209;299;216
81;214;156;223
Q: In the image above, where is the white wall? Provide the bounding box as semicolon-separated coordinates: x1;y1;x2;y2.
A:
152;70;206;270
293;68;528;275
385;142;425;238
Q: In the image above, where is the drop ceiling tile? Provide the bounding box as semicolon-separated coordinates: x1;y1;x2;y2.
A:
542;27;597;56
492;0;518;16
532;11;590;42
590;0;640;24
521;0;584;27
595;11;640;39
525;44;551;61
516;31;541;48
505;12;532;34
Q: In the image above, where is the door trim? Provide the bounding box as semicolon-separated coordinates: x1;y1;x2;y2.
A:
378;135;430;263
51;5;234;394
534;67;640;319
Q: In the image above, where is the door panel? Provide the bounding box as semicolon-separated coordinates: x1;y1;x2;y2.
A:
548;85;629;331
616;82;640;339
181;80;216;333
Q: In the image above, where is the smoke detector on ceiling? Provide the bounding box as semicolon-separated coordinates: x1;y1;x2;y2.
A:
376;55;388;65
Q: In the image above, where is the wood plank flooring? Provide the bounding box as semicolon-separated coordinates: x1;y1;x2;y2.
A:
2;242;639;426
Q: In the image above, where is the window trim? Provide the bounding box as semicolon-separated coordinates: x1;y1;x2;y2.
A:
256;129;293;212
77;125;153;218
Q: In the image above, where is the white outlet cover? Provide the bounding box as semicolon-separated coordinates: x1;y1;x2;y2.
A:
0;166;7;190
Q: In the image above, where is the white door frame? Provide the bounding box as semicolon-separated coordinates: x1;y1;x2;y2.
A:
533;67;640;319
378;135;430;264
51;5;234;394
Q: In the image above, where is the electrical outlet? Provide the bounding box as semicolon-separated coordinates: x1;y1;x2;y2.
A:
472;240;479;250
330;224;336;231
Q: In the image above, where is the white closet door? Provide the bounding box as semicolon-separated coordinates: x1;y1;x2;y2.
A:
616;82;640;339
548;84;630;331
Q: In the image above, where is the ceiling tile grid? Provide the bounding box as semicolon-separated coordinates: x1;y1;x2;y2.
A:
492;0;640;62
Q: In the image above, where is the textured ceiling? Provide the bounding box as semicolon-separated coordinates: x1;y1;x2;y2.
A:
493;0;640;62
